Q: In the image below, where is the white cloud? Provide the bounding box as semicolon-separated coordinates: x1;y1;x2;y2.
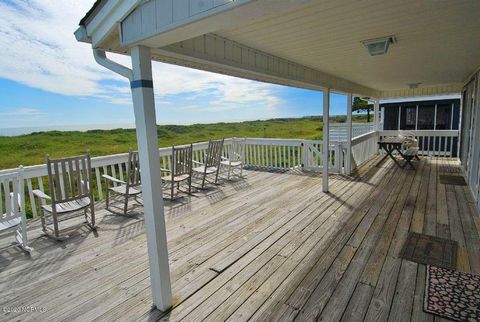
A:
0;108;46;117
0;0;281;115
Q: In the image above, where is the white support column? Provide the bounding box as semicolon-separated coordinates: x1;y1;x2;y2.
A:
322;88;330;192
346;93;353;175
373;99;380;131
130;46;172;311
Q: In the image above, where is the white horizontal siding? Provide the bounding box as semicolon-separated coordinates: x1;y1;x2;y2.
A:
154;33;378;97
121;0;238;45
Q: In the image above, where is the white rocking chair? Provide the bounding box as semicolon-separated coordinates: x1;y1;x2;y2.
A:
192;139;224;189
161;144;193;200
103;149;142;215
33;153;96;240
221;138;246;179
0;167;33;252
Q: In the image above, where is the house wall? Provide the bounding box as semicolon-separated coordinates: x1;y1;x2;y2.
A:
461;70;480;210
381;99;460;131
381;98;461;157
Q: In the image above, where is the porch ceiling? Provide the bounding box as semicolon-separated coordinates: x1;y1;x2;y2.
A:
216;0;480;94
80;0;480;98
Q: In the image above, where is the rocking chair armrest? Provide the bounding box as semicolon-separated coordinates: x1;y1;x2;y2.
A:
33;189;51;200
160;168;171;173
102;174;125;185
192;160;204;165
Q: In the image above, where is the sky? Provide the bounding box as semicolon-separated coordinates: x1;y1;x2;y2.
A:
0;0;350;131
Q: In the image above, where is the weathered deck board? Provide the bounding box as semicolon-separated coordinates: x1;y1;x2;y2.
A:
0;157;479;322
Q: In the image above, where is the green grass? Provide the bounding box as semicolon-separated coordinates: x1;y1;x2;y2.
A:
0;115;368;170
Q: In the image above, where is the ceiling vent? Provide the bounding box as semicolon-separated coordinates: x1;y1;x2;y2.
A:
362;36;396;56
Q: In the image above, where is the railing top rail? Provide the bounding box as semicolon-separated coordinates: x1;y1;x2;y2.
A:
351;130;379;144
0;139;224;178
0;137;343;179
329;122;374;127
379;130;459;136
0;131;458;179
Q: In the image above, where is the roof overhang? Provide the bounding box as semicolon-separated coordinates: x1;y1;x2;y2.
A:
77;0;480;99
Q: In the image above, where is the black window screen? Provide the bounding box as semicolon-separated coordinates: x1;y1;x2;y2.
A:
436;104;452;130
383;106;399;130
400;106;416;130
417;105;435;129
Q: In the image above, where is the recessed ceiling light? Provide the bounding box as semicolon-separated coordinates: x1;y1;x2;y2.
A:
408;82;421;89
362;36;396;56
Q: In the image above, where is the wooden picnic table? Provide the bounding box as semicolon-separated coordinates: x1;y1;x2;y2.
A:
377;137;416;169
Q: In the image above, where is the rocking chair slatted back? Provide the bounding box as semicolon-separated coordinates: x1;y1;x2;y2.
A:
205;139;224;168
46;154;93;204
172;144;193;178
229;138;246;163
0;169;24;223
126;149;141;189
0;167;31;251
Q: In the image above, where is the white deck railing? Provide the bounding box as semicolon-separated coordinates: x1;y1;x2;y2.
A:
329;123;375;141
379;130;459;157
351;131;380;170
349;129;460;171
0;137;343;218
243;138;342;173
0;130;458;218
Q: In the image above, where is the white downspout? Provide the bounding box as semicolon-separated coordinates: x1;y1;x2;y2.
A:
93;49;133;81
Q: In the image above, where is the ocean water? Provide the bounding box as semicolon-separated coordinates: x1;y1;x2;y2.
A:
0;124;136;136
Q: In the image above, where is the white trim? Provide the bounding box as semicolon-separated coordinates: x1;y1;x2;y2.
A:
322;89;330;192
415;105;419;130
398;105;401;130
84;0;141;47
373;100;380;131
451;103;454;130
380;94;461;104
346;93;353;175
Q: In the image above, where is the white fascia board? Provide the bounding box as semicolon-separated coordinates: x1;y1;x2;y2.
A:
379;84;463;100
152;34;379;97
85;0;141;47
120;0;315;48
380;94;461;104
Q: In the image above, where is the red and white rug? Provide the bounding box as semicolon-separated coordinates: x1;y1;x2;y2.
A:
425;265;480;321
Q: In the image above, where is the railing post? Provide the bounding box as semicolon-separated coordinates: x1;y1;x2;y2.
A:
300;141;306;168
346;93;353;175
335;143;343;173
373;99;380;131
323;88;330;192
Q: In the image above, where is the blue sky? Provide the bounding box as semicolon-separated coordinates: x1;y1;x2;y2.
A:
0;0;349;130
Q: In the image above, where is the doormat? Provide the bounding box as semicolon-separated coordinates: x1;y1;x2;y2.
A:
400;232;457;269
425;265;480;321
439;174;467;186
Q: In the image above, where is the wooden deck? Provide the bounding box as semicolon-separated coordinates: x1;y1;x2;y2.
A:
1;157;480;321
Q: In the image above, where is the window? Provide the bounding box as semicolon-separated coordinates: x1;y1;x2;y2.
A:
383;106;399;130
436;104;453;130
417;105;435;129
400;106;416;130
